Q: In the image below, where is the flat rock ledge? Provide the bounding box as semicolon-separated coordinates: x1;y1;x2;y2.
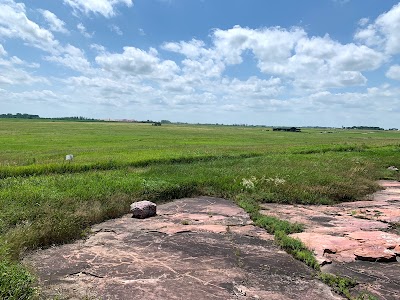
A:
24;197;341;300
261;180;400;299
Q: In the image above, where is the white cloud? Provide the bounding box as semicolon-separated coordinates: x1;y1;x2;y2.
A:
216;27;383;89
63;0;133;18
39;9;69;34
181;58;225;79
355;3;400;55
0;0;59;52
90;43;106;53
10;89;58;101
213;26;306;66
358;17;369;27
109;24;122;35
77;23;93;38
164;26;384;89
95;47;180;80
0;44;6;56
45;44;91;73
0;54;48;85
386;64;400;80
306;85;400;112
224;77;282;99
163;39;209;59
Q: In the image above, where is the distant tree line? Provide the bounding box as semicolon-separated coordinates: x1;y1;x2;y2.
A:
344;126;384;130
0;113;99;122
0;113;40;119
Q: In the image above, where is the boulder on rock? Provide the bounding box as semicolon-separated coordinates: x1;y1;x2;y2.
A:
130;201;157;219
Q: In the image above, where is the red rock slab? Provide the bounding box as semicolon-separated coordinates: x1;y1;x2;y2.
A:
290;233;359;261
377;180;400;188
328;216;388;232
351;208;400;223
346;231;400;248
24;197;343;300
354;246;396;262
169;213;227;222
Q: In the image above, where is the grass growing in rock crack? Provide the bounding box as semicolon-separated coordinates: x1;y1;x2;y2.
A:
317;273;378;300
317;272;357;299
238;198;381;300
1;120;400;298
237;198;319;270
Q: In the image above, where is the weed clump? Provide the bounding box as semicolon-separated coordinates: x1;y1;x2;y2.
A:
318;273;357;299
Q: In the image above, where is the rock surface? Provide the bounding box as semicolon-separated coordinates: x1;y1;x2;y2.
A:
24;197;342;300
130;200;157;219
261;180;400;299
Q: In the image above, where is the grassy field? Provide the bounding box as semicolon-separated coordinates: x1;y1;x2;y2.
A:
1;119;400;299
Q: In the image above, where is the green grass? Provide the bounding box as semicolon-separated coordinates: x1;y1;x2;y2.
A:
0;259;37;299
1;119;400;298
318;273;357;299
237;198;319;270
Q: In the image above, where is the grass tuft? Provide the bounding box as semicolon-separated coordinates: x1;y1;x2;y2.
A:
318;273;357;299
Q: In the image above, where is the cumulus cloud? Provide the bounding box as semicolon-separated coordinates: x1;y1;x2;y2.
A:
95;47;180;80
0;0;59;52
223;77;282;99
163;39;210;59
45;44;91;73
63;0;133;18
164;25;384;89
386;64;400;80
355;3;400;55
39;9;69;34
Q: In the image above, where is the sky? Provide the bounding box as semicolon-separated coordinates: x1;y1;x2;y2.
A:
1;0;400;127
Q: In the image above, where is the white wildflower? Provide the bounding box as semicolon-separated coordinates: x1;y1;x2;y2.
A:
241;178;255;189
265;177;286;185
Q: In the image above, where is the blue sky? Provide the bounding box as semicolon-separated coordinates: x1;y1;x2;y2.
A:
1;0;400;127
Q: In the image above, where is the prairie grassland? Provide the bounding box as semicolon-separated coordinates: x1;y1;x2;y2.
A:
1;119;400;298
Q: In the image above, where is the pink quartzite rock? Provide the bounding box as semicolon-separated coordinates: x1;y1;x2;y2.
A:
354;246;396;262
130;201;156;219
